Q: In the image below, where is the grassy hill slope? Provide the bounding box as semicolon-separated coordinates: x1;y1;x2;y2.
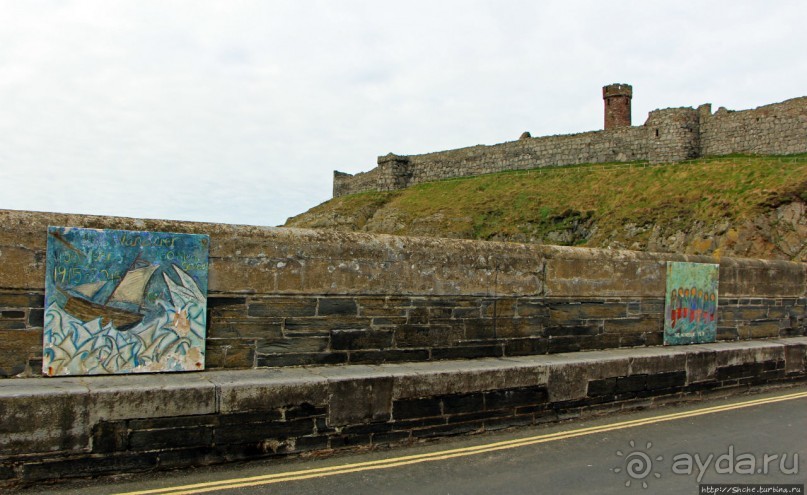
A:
286;155;807;261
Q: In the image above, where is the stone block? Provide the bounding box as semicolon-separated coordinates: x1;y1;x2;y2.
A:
464;319;496;340
356;297;410;317
717;327;739;341
547;336;581;354
685;348;717;384
546;362;588;402
207;296;248;318
395;325;463;347
616;374;647;393
348;349;430;364
257;337;329;354
517;300;548;317
713;342;784;368
331;329;394;350
208;258;279;294
0;320;25;330
370;316;408;326
738;321;781;339
432;345;502;360
91;421;129;453
604;317;662;335
372;431;412;445
587;377;617;396
393;359;546;399
208;319;283;339
544;255;665;297
410;421;484;439
248;298;317;318
0;292;44;308
0;246;43;291
619;334;645;347
215;417;315;445
318;298;358;316
579;333;622;351
453;307;481;318
640;299;665;314
256;352;347;367
629;350;687;375
481;298;517;318
205;339;255;369
0;329;42;377
0;310;25;319
545;324;601;337
782;342;807;374
721;307;770;322
21;453;159;482
392;397;442;420
646;371;686;390
284;316;370;336
0;378;89;455
213;369;329;414
328;376;393;426
549;302;627;321
85;373;217;424
27;308;44;327
504;337;548;356
129;426;214;451
406;307;429;324
584;355;631;379
441;392;485;415
485;386;548;410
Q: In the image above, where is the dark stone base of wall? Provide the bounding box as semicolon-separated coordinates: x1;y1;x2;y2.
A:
5;291;804;378
2;338;806;487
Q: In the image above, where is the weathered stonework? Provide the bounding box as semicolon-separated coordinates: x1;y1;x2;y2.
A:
333;89;807;197
1;207;806;486
0;209;805;378
603;83;632;130
1;339;806;486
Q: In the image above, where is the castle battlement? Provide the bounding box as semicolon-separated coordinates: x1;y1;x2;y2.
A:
333;86;807;198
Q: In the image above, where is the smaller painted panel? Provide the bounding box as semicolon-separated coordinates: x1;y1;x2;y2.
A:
664;261;719;345
43;226;209;376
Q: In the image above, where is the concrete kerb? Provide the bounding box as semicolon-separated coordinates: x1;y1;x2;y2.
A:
1;337;807;479
0;378;90;456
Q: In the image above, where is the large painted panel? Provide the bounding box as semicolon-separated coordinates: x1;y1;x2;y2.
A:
664;261;719;345
43;226;209;376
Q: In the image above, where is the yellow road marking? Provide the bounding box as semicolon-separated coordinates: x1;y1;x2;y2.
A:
116;390;807;495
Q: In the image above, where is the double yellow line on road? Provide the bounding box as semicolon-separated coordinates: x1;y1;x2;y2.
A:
117;390;807;495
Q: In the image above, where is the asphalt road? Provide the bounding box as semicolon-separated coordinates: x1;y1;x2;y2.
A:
18;385;807;495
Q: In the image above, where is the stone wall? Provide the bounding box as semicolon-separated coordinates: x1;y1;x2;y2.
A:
2;339;806;486
333;96;807;197
1;209;805;378
700;97;807;156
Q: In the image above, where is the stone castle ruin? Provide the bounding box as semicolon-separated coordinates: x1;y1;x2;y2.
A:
333;84;807;197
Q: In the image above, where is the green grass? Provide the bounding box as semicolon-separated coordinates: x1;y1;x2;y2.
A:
286;154;807;247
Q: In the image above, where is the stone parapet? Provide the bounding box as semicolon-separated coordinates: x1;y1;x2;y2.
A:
1;209;805;377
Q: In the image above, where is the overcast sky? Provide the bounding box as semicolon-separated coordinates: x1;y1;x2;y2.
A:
1;1;805;227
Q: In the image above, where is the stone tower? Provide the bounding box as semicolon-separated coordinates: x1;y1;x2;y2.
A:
603;83;632;130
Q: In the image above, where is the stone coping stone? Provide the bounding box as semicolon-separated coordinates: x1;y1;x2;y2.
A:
1;337;806;456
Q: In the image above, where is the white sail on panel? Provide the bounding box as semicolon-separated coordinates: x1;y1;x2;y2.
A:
109;265;158;305
74;281;107;299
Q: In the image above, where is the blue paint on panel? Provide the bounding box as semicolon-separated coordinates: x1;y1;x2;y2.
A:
43;226;209;376
664;262;719;345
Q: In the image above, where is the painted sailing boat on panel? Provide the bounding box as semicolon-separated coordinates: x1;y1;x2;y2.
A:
61;256;158;330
